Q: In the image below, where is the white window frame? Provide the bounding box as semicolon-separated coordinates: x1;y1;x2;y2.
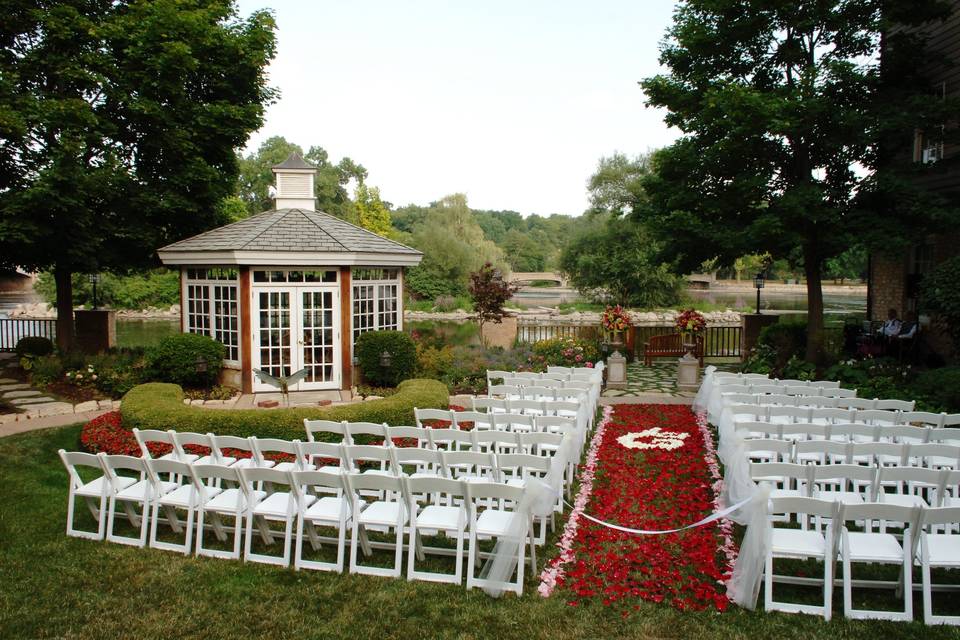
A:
181;267;241;365
350;268;403;354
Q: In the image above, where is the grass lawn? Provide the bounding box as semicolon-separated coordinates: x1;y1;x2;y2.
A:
1;424;956;640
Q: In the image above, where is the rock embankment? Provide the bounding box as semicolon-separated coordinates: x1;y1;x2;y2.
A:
405;307;743;325
7;303;179;319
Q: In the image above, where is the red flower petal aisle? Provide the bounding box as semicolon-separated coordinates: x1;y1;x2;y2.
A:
539;404;735;612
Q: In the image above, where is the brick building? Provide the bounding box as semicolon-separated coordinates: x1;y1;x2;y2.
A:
868;3;960;358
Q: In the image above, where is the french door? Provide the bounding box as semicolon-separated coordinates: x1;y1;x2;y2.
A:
253;286;340;391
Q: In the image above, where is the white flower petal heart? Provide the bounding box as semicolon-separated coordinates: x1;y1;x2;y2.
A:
616;427;689;451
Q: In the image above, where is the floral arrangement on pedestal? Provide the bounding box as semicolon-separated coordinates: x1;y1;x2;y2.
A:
675;308;706;342
600;304;632;345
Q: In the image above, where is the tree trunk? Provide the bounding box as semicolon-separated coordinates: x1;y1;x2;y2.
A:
804;253;824;364
54;266;75;352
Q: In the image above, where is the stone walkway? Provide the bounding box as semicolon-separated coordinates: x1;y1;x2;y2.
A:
602;359;740;400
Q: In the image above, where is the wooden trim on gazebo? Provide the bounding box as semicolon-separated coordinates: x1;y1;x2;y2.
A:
239;266;253;394
340;266;352;390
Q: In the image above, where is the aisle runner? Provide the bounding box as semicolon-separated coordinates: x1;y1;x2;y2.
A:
539;404;736;612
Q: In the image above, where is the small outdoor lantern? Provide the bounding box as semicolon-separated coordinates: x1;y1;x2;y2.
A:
88;273;101;309
379;350;392;369
753;271;766;314
194;355;208;374
352;355;360;389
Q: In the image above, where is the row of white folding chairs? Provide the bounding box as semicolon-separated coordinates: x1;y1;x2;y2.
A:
727;405;959;427
745;439;960;469
763;496;960;624
721;385;858;399
713;373;840;388
415;404;584;428
737;421;960;445
487;368;600;386
488;383;595;403
306;415;578;445
722;394;919;411
59;452;542;594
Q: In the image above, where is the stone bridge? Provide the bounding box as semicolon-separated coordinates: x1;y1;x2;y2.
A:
507;271;569;287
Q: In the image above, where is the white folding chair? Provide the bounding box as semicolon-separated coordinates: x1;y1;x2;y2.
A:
876;466;942;509
471;396;509;414
414;409;455;429
767;406;809;425
809;407;855;426
780;423;829;443
384;425;430;449
59;450;116;540
811;464;876;507
251;437;312;472
391;446;446;479
345;421;388;445
427;428;474;453
519;432;565;458
522;386;556;402
497;452;556;541
745;439;793;464
916;506;960;625
486;370;512;387
472;429;521;455
291;470;353;573
735;421;782;440
465;482;535;595
238;466;304;567
171;431;234;466
405;476;469;584
488;384;523;401
855;409;900;427
848;441;908;467
839;502;921;621
830;423;878;444
794;440;851;466
494;412;536;435
210;434;272;469
751;462;812;502
146;458;206;554
101;454;171;547
452;410;492;431
764;497;843;620
132;428;196;464
192;463;252;560
441;450;499;484
875;399;915;411
304;418;349;444
509;399;546;417
901;411;946;428
881;424;930;446
347;472;410;578
911;443;960;470
810;380;841;389
344;444;395;479
836;397;876;410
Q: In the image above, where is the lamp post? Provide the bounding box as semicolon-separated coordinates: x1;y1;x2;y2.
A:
194;356;207;374
379;350;392;369
88;273;101;309
754;272;766;314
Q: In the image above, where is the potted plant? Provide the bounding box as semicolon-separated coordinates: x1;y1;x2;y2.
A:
601;304;632;349
675;308;706;354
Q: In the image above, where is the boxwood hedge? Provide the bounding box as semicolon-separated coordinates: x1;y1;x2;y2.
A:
121;379;449;440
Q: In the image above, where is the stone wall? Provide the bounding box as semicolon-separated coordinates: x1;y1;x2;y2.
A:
869;253;908;320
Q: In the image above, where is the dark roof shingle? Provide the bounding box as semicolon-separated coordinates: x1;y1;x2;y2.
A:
272;152;316;170
159;208;421;255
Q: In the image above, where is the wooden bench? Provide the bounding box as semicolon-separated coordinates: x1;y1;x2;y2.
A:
643;333;704;366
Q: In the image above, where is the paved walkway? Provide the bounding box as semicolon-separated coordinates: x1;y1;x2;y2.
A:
601;360;740;402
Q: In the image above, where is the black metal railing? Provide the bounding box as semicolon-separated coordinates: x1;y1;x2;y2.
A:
516;321;742;358
0;318;57;351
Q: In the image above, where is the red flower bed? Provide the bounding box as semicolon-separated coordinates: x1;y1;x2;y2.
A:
554;404;731;612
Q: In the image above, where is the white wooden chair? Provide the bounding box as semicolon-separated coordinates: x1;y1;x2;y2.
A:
745;439;793;464
210;434;273;469
101;454;172;547
192;463;253;560
59;450;117;540
251;437;312;473
405;476;469;584
414;409;455;429
303;418;349;444
465;482;535;595
347;472;410;578
146;458;207;554
291;470;353;573
452;410;492;431
916;506;960;625
238;466;305;567
764;497;843;620
471;396;509;414
839;502;921;621
509;399;546;417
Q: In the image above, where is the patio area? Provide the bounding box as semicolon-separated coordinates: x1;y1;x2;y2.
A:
601;359;740;400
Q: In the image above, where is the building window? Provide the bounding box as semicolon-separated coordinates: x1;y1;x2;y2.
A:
351;268;400;350
184;269;240;363
914;82;946;164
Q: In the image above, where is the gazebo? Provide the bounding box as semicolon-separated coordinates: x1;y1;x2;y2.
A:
157;153;422;393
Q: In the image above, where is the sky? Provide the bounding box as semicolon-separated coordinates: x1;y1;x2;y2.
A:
235;0;681;217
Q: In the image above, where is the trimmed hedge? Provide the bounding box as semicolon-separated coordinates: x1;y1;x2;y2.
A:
356;330;417;386
16;336;54;358
120;379;449;440
144;333;225;388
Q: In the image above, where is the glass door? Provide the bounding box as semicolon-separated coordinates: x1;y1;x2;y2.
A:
298;288;339;389
253;289;293;391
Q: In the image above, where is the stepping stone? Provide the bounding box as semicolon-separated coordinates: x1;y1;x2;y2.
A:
0;383;31;392
0;353;14;361
0;378;17;384
24;402;74;417
3;389;42;399
9;396;55;405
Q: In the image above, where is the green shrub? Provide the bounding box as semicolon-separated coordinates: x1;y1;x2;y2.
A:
121;379;449;439
356;331;416;387
757;322;807;370
531;336;600;368
29;355;63;386
144;333;225;388
921;256;960;353
15;336;54;358
911;366;960;413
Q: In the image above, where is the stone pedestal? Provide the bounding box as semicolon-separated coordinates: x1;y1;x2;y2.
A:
676;352;700;391
741;313;779;359
606;350;627;389
74;309;116;354
480;315;518;349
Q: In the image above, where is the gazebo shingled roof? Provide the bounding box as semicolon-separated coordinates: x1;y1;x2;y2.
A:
159;208;421;255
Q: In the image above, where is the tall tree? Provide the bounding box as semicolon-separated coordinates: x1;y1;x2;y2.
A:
587;152;652;217
641;0;958;362
0;0;277;350
354;183;392;236
468;262;520;345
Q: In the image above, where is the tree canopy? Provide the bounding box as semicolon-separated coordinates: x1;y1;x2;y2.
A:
640;0;959;361
0;0;277;348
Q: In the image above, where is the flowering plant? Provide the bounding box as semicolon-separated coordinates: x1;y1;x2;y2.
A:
600;305;632;332
675;309;706;336
531;337;600;367
65;365;98;386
